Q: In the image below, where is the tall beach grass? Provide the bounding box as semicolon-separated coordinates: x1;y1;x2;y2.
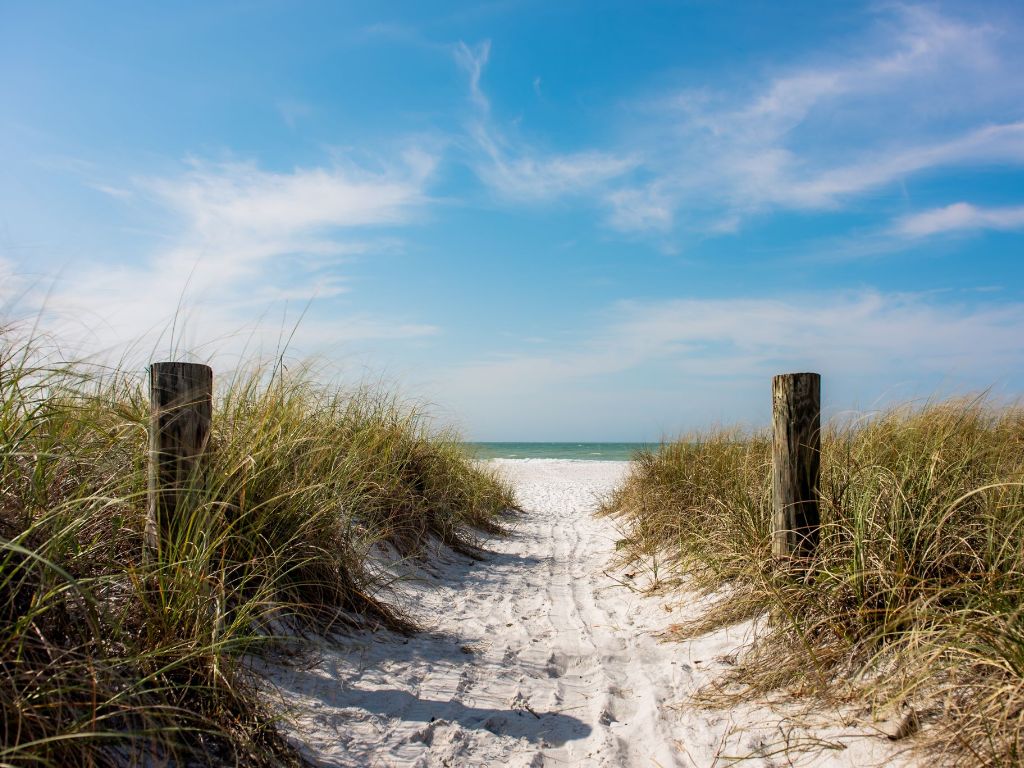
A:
602;399;1024;765
0;331;515;766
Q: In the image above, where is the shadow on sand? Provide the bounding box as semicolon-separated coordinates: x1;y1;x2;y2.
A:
337;687;591;745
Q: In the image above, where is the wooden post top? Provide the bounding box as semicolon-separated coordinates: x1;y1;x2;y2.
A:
150;361;213;381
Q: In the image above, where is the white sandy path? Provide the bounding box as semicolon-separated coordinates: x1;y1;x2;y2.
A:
259;459;915;768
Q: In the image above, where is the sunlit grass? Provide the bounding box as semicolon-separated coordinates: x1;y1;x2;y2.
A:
601;399;1024;765
0;331;515;766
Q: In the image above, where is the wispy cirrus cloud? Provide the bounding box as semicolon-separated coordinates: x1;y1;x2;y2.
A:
444;6;1024;240
453;40;637;202
606;5;1024;234
769;122;1024;209
895;201;1024;237
152;151;435;238
7;151;440;361
454;40;492;112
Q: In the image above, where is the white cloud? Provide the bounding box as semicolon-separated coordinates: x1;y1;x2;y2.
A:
601;5;1024;233
7;152;440;363
153;152;434;237
456;291;1024;385
772;122;1024;209
454;40;492;113
895;201;1024;237
446;6;1023;235
469;123;636;201
454;39;637;202
430;290;1024;437
604;184;675;232
605;292;1023;375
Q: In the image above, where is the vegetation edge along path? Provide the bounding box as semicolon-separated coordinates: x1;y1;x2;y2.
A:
1;334;515;767
603;397;1024;766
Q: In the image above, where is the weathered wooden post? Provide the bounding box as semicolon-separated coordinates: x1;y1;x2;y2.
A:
146;362;213;554
771;372;821;560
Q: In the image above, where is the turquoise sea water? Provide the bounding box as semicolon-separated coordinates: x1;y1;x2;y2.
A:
464;442;654;461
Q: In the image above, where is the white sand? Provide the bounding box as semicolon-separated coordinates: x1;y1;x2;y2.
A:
258;459;916;767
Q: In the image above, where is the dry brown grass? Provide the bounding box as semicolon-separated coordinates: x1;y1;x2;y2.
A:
602;399;1024;766
0;333;515;767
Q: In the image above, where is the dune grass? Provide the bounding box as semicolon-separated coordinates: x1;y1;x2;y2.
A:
601;399;1024;765
0;334;515;767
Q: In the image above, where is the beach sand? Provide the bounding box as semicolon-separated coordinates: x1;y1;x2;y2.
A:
258;459;915;767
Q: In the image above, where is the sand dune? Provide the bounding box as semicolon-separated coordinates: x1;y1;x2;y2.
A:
259;459;914;767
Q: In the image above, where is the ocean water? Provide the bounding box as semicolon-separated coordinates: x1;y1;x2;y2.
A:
464;442;655;461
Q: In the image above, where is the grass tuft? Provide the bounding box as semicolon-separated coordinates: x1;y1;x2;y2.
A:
602;399;1024;765
0;332;515;766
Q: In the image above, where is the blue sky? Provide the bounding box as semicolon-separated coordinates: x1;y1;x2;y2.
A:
2;1;1024;440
